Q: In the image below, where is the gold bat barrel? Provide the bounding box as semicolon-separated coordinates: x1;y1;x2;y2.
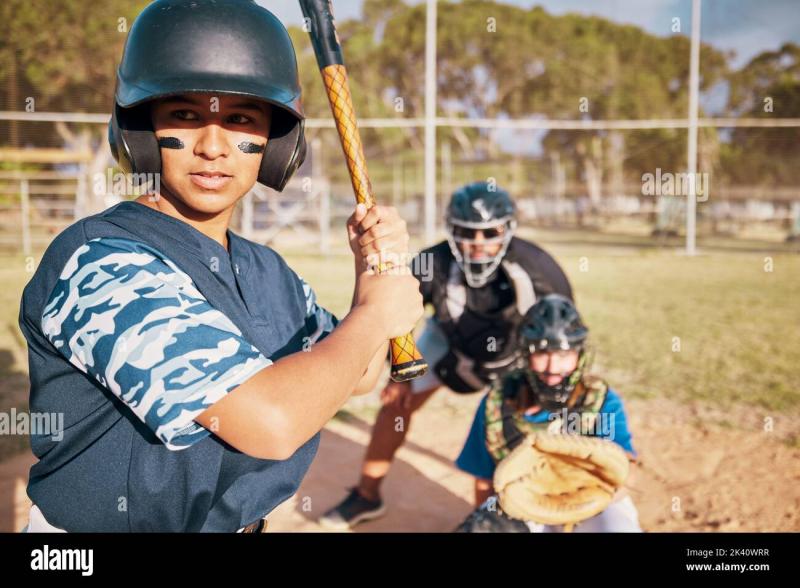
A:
321;64;428;382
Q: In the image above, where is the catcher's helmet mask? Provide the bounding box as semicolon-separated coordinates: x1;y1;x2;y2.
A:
445;182;517;288
108;0;306;192
515;294;590;411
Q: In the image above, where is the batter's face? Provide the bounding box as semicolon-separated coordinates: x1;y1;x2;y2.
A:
150;93;272;214
529;350;580;386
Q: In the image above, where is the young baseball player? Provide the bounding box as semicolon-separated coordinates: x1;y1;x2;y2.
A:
321;181;574;529
455;294;642;532
18;0;422;532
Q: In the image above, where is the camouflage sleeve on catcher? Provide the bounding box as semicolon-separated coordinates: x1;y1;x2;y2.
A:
40;237;272;451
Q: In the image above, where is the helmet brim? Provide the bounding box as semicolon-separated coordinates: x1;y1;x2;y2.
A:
115;73;304;122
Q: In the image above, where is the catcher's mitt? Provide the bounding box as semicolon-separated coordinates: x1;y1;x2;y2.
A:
493;432;630;527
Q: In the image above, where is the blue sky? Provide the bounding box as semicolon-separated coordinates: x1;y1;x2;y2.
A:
264;0;800;68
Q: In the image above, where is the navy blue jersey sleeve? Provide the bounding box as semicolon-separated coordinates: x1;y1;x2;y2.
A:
455;395;497;480
40;237;272;450
297;276;339;346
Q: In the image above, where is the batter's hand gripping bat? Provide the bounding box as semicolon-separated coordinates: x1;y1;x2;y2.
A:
299;0;428;382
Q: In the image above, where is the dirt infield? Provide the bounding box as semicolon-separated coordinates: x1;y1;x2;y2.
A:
2;391;797;532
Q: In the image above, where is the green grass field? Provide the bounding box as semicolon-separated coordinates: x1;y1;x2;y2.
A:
1;227;797;460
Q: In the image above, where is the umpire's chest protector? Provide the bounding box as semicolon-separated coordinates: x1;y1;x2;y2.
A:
22;201;320;532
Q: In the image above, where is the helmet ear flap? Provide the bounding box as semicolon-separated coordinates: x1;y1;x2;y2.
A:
108;116;122;168
258;109;306;191
108;103;160;175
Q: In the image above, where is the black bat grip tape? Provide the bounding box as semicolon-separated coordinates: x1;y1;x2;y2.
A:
299;0;344;67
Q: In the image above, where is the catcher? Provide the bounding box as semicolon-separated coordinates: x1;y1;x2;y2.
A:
321;182;573;529
19;0;422;532
455;294;642;532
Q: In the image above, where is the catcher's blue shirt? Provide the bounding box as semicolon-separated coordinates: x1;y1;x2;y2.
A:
19;200;337;531
456;389;635;481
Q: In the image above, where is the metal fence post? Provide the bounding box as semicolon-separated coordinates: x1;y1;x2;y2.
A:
21;178;31;256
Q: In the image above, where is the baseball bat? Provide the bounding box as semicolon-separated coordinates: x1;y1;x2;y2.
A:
299;0;427;382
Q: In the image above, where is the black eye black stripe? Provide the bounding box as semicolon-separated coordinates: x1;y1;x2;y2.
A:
157;137;185;149
238;142;265;154
157;137;266;153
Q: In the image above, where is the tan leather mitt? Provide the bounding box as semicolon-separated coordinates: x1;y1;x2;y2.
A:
493;432;630;527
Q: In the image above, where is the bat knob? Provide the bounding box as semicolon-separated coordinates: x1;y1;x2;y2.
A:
389;332;428;382
390;358;428;383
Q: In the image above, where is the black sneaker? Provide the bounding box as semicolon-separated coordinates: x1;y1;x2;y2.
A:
318;488;386;530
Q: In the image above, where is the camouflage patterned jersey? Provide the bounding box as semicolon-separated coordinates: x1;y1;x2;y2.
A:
19;200;337;531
